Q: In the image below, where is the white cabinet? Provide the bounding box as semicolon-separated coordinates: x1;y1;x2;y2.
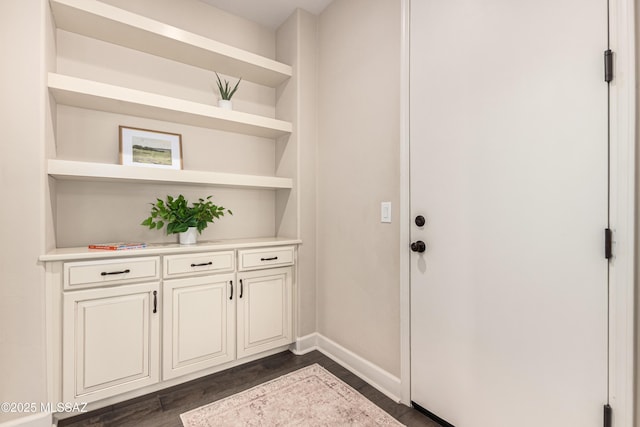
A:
162;273;235;380
46;238;297;407
236;267;293;358
62;282;160;402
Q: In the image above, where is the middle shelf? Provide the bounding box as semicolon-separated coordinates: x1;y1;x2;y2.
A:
48;73;293;139
48;159;293;190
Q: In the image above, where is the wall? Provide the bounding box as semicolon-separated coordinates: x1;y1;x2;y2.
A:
316;0;401;376
277;9;318;337
0;0;50;423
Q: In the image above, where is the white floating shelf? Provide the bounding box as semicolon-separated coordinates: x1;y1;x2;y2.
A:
48;74;292;139
48;159;293;190
50;0;292;87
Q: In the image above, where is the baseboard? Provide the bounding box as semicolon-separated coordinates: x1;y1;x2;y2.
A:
0;412;52;427
294;333;402;403
290;333;319;355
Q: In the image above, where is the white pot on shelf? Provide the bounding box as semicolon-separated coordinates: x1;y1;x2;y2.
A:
218;99;232;110
179;227;198;245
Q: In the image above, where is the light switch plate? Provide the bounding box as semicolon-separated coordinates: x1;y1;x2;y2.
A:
381;202;391;223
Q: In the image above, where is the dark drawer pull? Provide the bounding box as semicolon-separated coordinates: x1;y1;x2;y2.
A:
101;269;130;276
260;256;278;261
153;291;157;313
229;281;233;300
191;262;213;267
239;279;244;299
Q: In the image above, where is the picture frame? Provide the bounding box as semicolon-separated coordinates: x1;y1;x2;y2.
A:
119;126;183;170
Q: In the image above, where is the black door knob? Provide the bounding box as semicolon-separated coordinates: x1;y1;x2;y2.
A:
410;240;426;253
415;215;426;227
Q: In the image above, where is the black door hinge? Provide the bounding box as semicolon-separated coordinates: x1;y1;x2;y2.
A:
603;404;612;427
605;228;613;260
604;49;613;82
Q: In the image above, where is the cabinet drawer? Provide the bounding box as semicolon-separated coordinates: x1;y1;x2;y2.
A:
163;251;234;278
64;257;160;290
238;246;295;271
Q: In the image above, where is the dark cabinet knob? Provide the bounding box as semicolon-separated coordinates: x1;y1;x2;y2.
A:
415;215;426;227
410;241;426;253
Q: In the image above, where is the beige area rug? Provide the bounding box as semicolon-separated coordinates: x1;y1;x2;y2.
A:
180;364;404;426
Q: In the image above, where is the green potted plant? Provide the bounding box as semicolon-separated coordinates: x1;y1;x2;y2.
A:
215;72;241;110
141;195;232;245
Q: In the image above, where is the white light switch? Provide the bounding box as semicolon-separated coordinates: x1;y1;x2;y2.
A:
381;202;391;223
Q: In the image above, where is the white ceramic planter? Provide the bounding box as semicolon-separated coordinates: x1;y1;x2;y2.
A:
218;99;232;110
179;227;198;245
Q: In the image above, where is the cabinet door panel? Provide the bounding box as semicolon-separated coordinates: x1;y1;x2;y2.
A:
63;283;160;402
163;273;235;380
247;278;285;343
237;267;292;358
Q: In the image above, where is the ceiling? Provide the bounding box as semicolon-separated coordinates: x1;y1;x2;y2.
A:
199;0;333;29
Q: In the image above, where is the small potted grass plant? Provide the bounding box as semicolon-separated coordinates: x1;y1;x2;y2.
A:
141;195;232;245
215;72;241;110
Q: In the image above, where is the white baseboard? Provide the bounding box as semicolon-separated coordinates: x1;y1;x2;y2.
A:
291;333;319;355
294;333;402;403
0;412;52;427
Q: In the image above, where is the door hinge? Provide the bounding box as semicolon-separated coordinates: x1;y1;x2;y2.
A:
605;228;613;260
604;49;613;82
603;404;612;427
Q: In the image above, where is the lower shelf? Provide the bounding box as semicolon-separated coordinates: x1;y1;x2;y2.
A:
48;159;293;190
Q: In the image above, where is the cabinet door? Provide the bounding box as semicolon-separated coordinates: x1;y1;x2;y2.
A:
62;282;160;403
163;273;235;380
236;267;292;359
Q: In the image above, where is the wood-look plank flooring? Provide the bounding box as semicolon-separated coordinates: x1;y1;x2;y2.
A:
56;350;441;427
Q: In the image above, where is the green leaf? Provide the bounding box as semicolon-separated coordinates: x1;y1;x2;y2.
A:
215;72;241;100
228;77;242;99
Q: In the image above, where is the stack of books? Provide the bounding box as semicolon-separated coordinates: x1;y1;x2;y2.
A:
88;242;147;251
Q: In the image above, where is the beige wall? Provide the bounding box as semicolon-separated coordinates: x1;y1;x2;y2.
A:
0;0;50;422
277;10;318;337
316;0;401;376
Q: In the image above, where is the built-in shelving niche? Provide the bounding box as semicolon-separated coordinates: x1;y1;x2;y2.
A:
46;0;298;249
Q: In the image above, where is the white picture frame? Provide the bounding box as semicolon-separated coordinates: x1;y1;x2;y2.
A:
119;126;183;170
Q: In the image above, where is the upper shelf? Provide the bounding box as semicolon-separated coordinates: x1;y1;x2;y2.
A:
48;159;294;190
49;73;292;139
50;0;292;87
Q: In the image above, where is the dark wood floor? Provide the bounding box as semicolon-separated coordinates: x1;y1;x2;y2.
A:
56;350;440;426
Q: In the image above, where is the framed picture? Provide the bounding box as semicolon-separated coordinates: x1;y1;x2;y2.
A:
119;126;183;170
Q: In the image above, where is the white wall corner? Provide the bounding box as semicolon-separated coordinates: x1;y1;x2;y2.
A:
295;333;402;403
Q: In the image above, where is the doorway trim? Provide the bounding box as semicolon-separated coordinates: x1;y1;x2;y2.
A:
398;0;636;423
607;0;636;425
399;0;411;407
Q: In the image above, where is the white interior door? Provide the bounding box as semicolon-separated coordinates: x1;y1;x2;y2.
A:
409;1;609;426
